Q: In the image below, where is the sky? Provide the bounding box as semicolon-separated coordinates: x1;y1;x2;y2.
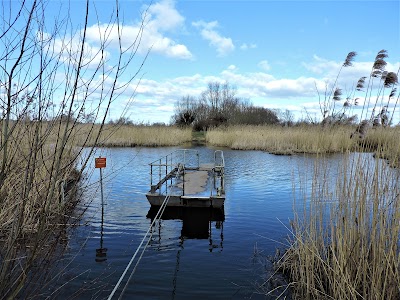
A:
5;0;400;124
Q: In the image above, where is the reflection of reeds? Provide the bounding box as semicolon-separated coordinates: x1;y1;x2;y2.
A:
276;148;400;298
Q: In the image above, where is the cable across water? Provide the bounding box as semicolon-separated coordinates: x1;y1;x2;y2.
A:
107;164;183;300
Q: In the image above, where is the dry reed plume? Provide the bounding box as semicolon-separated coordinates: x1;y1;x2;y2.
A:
277;152;400;299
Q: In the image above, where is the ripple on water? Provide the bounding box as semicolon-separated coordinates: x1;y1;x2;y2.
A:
54;147;367;299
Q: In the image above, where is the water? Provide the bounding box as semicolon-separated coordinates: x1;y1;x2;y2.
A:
46;147;375;299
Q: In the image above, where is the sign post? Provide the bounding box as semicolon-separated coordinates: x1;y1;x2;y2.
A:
95;156;107;206
95;156;107;262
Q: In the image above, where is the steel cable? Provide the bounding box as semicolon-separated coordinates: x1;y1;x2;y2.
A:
108;164;183;299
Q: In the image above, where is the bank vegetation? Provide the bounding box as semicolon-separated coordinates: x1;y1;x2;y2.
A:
0;0;151;298
64;123;192;147
260;50;400;299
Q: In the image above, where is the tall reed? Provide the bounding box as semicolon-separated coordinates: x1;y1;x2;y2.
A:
206;125;356;154
0;0;151;297
72;124;192;147
277;151;400;299
0;119;85;299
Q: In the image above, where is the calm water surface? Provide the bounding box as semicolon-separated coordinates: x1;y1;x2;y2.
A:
49;146;371;299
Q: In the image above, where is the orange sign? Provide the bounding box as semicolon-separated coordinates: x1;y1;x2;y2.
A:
95;157;107;168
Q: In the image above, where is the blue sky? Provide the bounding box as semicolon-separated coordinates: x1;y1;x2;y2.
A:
126;0;399;124
7;0;400;124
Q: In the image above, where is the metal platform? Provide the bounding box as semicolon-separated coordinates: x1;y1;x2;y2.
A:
146;149;225;208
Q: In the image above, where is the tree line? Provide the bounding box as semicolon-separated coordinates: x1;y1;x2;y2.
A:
171;81;291;130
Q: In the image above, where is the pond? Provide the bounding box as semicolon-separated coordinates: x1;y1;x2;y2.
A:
47;146;372;299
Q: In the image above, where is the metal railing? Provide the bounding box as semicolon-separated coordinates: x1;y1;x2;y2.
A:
149;149;225;198
213;150;225;196
149;149;199;194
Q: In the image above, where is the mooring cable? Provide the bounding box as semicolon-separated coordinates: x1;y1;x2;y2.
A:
117;194;171;299
107;164;184;299
107;194;170;299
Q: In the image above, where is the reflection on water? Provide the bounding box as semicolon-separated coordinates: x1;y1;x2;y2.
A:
147;206;224;250
95;198;108;262
47;147;382;299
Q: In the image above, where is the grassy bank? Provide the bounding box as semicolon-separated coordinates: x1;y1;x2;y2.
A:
72;124;193;147
206;125;356;154
206;125;400;159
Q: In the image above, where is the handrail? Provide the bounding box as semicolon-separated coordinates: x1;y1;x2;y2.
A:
149;149;199;168
149;149;225;197
213;150;225;196
149;149;199;194
214;150;225;171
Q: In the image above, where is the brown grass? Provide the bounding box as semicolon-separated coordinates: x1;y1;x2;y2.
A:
206;125;400;163
206;125;356;154
276;146;400;299
72;124;193;147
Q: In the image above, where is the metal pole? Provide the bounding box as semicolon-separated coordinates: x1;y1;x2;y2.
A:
182;167;185;196
96;164;107;263
100;167;104;208
150;164;153;187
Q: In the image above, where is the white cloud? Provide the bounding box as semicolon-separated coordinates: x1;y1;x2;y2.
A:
302;55;341;75
40;30;112;70
192;20;234;56
101;56;400;124
302;55;400;92
258;60;271;71
240;43;257;50
146;0;184;32
84;0;192;60
111;67;325;123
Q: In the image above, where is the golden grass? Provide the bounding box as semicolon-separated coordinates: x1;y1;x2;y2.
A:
72;124;193;147
206;125;400;160
0;123;78;235
0;120;84;297
276;150;400;299
361;126;400;166
206;125;356;154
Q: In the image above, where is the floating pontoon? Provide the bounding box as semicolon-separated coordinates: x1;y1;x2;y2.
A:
146;149;225;208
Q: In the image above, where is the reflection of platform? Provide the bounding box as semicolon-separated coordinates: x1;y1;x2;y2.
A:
146;206;224;240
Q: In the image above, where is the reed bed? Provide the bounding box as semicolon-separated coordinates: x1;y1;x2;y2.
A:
72;124;192;147
275;150;400;299
206;125;356;154
0;120;86;298
0;122;79;235
206;125;400;159
360;126;400;167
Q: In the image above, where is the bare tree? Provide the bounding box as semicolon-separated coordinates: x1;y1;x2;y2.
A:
200;81;237;117
0;0;149;297
278;109;295;127
171;95;198;126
